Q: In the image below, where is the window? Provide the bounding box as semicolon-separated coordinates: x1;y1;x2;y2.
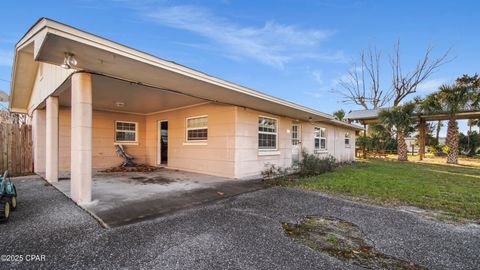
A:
115;121;138;143
314;127;327;151
292;125;299;145
345;133;351;147
258;116;277;150
186;116;208;141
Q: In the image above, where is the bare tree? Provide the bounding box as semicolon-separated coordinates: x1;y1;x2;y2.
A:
0;105;29;125
390;40;451;107
334;40;451;110
336;47;391;110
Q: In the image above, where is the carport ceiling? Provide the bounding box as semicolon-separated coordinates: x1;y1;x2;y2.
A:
57;74;207;114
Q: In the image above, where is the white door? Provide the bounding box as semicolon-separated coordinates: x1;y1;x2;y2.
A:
291;124;301;164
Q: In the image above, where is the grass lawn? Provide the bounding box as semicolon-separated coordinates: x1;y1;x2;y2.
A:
289;157;480;223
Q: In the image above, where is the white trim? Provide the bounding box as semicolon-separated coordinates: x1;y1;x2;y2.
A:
183;142;208;146
258;115;279;151
314;126;327;151
114;120;138;144
185;115;208;142
291;123;301;145
113;142;138;146
345;132;351;148
258;151;281;156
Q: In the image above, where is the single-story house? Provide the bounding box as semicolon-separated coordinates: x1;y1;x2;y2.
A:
9;18;362;203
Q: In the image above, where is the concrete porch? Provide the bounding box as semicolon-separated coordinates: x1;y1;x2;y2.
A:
50;169;265;227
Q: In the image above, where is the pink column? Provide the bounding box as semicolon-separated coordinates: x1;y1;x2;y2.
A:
70;72;92;204
45;96;59;183
32;109;46;175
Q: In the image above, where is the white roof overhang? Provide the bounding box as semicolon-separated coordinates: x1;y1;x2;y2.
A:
10;18;363;130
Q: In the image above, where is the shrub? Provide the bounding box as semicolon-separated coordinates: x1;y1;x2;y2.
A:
298;152;336;177
442;145;450;154
261;152;338;183
429;144;446;156
261;163;289;180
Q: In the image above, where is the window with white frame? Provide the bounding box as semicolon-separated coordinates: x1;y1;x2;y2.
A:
258;116;277;150
345;132;351;147
314;127;327;151
292;125;299;145
115;121;138;143
186;116;208;141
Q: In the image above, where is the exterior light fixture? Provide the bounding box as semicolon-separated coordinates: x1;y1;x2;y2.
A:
60;53;77;69
115;102;125;108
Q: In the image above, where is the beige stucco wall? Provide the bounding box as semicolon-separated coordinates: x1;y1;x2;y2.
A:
58;108;147;171
301;122;356;163
234;107;293;178
41;100;355;178
145;103;236;178
233;108;356;179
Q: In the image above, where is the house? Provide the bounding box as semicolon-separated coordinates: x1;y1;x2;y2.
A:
9;18;362;203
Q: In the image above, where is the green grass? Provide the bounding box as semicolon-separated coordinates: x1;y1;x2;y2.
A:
290;159;480;222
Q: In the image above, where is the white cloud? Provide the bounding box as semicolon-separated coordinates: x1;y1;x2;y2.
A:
416;78;447;93
305;67;366;103
309;69;324;84
304;68;343;100
143;5;343;69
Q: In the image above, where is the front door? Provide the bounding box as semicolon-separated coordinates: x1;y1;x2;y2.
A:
158;121;168;165
291;124;300;164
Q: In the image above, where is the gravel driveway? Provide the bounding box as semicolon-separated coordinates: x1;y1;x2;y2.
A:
1;176;479;269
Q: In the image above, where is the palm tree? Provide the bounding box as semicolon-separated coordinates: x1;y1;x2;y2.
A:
378;102;416;161
472;118;480;134
332;109;345;121
423;84;473;164
435;120;443;144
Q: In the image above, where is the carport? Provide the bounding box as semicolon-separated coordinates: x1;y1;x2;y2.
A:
11;18;343;207
51;169;264;227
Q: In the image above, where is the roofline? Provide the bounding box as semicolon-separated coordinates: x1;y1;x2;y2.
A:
329;119;364;130
11;17;333;120
346;108;480;122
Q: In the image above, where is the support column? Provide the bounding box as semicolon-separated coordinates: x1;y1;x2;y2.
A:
45;96;59;183
71;73;92;204
32;109;46;175
419;118;426;161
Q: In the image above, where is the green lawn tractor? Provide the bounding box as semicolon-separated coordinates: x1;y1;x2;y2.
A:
0;171;17;222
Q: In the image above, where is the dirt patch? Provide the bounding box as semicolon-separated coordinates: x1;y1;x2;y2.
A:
282;216;427;269
129;176;176;185
101;164;159;173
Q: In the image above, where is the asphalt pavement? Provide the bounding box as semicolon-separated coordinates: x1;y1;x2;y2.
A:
1;176;478;269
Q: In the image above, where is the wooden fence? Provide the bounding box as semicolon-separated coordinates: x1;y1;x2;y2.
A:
0;123;33;176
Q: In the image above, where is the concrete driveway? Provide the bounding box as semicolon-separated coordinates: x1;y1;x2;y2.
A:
52;169;265;227
1;176;479;269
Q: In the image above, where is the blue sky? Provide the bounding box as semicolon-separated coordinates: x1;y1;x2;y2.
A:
0;0;478;135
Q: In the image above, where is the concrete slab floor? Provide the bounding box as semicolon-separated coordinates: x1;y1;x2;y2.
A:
52;168;265;227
